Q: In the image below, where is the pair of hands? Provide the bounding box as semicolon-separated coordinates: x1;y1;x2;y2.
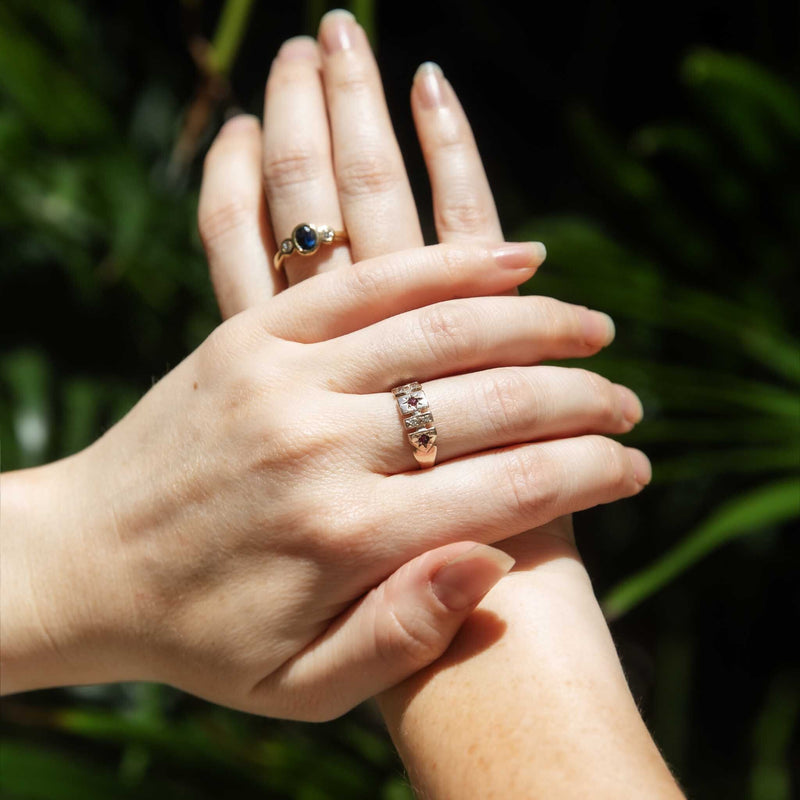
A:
0;12;649;720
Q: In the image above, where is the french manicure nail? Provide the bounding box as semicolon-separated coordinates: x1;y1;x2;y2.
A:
582;309;616;347
221;114;259;134
627;448;653;486
319;9;357;53
278;35;318;61
415;62;446;109
492;242;547;270
615;384;644;426
431;545;515;611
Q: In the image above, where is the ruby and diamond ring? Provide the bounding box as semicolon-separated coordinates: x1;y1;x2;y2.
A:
392;381;438;468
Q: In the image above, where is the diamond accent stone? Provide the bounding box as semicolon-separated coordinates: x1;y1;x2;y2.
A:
319;226;335;243
280;240;294;254
405;412;434;430
393;382;421;397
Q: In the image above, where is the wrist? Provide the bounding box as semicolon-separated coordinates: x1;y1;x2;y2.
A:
377;526;683;799
1;451;144;694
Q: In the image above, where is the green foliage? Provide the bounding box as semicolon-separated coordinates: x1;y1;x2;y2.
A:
516;47;800;616
0;1;796;797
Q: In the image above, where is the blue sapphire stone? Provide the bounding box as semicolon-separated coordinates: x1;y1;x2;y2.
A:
294;224;318;253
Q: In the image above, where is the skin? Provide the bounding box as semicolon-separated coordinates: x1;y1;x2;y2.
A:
194;10;685;796
0;20;651;730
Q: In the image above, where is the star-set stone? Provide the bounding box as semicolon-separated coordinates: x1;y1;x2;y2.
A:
391;381;438;466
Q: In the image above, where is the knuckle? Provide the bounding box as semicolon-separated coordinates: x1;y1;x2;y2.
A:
500;447;559;521
437;187;494;235
416;302;479;364
437;244;472;284
344;259;388;307
480;368;530;436
375;593;443;670
336;150;404;199
198;199;256;248
590;436;634;491
579;370;621;426
329;65;373;96
531;296;577;341
262;146;321;190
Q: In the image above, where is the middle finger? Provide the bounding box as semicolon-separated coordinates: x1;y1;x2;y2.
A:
318;10;425;260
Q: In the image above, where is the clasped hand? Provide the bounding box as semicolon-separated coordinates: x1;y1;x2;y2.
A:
0;12;649;723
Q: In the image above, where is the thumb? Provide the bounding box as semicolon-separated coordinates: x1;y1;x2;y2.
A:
252;541;514;721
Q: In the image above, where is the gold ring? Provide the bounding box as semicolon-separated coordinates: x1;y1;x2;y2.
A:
392;381;438;468
273;223;349;271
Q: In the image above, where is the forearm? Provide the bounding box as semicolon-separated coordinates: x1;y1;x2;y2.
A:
0;456;138;694
379;531;684;800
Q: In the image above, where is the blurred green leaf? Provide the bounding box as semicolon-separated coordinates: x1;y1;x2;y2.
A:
603;478;800;618
750;672;800;800
0;5;112;143
0;740;166;800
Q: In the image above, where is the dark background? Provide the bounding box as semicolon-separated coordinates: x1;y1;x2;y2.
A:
1;1;798;798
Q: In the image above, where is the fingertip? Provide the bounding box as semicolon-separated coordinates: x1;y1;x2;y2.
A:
219;113;261;136
626;448;653;487
491;242;547;271
413;61;447;110
581;309;616;348
277;35;319;62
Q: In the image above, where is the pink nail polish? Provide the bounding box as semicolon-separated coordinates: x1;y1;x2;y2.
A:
221;114;259;135
431;545;515;611
582;310;616;347
278;36;318;61
319;9;356;53
415;62;446;109
627;448;653;486
491;242;546;270
615;384;644;426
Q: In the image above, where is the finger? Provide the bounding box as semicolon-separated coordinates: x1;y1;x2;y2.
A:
411;62;503;243
358;366;644;473
318;10;424;260
321;295;617;392
198;115;280;316
262;241;545;342
262;36;350;284
248;541;514;721
377;437;652;554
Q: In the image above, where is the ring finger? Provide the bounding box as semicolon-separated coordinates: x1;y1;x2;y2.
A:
262;36;351;284
353;366;643;473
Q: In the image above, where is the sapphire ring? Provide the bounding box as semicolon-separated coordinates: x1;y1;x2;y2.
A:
273;223;349;271
392;381;438;468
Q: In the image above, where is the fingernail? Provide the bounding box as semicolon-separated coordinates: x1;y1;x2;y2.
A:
431;544;515;611
627;448;652;486
415;62;446;109
278;35;318;61
221;114;259;134
319;9;357;53
492;242;547;270
614;384;644;426
582;309;615;347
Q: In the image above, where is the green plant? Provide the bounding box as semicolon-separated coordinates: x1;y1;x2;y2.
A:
515;49;800;619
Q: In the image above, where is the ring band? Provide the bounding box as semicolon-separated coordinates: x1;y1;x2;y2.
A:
273;223;349;271
392;381;438;468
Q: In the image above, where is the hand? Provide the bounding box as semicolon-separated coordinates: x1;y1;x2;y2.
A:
0;237;642;717
198;16;647;594
0;14;648;726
